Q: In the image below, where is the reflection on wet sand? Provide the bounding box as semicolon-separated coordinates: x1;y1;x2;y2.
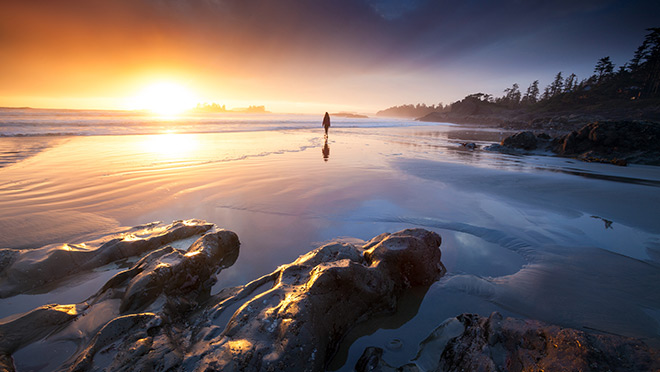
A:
140;132;199;159
0;136;68;168
322;138;330;161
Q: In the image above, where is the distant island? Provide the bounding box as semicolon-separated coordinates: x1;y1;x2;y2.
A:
192;103;270;114
331;112;369;119
376;103;447;118
379;27;660;132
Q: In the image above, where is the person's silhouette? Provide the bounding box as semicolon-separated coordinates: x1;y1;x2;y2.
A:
322;138;330;162
322;112;330;137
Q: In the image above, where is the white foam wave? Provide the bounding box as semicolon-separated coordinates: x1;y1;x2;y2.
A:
0;109;446;137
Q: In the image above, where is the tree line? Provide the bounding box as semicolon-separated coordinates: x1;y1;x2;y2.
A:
379;27;659;118
376;103;450;118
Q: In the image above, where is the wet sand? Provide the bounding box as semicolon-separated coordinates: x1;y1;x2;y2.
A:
1;124;660;370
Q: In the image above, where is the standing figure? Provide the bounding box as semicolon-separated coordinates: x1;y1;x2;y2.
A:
322;112;331;137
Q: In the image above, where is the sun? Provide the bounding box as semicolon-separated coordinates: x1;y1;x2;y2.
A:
132;82;197;116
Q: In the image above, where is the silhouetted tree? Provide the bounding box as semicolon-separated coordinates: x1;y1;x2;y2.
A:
631;27;660;97
616;64;629;75
594;56;615;82
502;83;521;106
522;80;540;104
564;73;577;93
541;85;552;101
380;27;660;118
549;72;564;96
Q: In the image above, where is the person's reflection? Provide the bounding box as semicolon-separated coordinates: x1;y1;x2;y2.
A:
322;138;330;162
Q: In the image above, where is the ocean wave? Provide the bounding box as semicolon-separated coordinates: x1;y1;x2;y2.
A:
0;110;449;137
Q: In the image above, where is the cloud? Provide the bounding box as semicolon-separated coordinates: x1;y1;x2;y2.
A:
1;0;659;110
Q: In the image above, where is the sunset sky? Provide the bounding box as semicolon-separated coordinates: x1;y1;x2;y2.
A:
1;0;658;114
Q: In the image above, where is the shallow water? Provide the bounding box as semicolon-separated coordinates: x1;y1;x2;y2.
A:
1;115;659;370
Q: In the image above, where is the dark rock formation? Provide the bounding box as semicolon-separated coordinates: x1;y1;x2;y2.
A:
487;121;660;165
484;131;553;154
0;227;445;371
417;100;660;134
553;120;660;165
501;131;541;150
460;142;478;150
356;312;660;372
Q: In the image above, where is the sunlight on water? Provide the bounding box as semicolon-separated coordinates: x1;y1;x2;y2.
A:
140;132;199;159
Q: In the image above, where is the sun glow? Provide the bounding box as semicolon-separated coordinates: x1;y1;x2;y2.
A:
141;133;199;159
132;82;197;116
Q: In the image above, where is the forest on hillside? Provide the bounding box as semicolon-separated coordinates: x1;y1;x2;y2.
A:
379;28;660;120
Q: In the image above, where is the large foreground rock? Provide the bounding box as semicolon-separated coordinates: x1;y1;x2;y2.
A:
0;227;445;371
187;229;445;371
356;312;660;372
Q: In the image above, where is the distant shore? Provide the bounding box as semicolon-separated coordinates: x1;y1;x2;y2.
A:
416;100;660;133
331;112;369;119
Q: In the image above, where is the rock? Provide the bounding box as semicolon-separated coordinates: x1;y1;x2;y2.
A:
553;120;660;165
0;228;445;372
97;229;239;314
501;131;539;150
460;142;478;150
356;312;660;372
0;227;239;371
69;313;163;372
0;304;81;355
189;228;445;371
0;219;213;298
485;131;553;154
489;121;660;165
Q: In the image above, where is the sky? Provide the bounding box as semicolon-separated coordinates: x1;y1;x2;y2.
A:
1;0;659;114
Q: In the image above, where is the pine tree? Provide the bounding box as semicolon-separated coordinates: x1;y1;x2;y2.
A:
563;73;577;93
522;80;540;104
503;83;521;105
541;85;552;101
594;56;615;82
636;28;660;97
549;72;564;96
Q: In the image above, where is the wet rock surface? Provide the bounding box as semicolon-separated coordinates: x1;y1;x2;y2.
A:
487;121;660;165
177;228;444;371
0;220;213;298
0;226;445;371
356;312;660;372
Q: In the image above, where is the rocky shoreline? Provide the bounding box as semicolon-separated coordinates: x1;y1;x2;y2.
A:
0;221;658;371
357;312;660;372
416;100;660;134
486;120;660;166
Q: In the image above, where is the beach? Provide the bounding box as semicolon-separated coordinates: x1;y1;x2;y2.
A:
1;112;660;370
